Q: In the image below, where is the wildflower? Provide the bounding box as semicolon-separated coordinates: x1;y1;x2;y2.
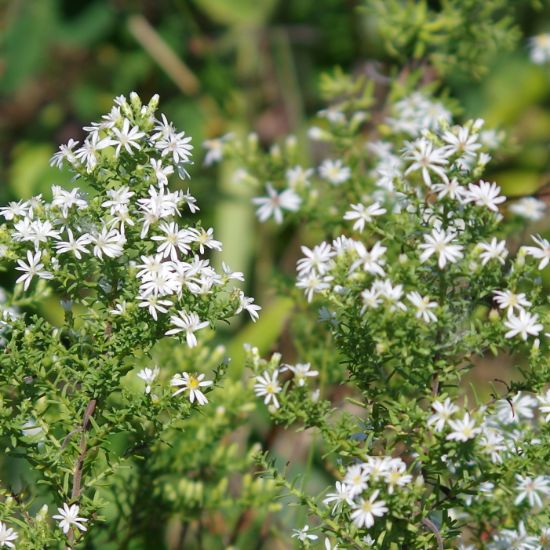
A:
384;461;413;494
323;481;354;514
137;366;160;394
504;310;543;340
524;235;550;269
344;202;386;232
151;221;192;260
171;372;213;405
53;503;88;534
350;490;388;528
254;370;282;409
101;186;135;214
404;138;450;186
478;238;508;266
55;229;93;259
291;525;318;542
464;181;506;212
514;475;550;508
155;127;193;164
446;413;480;442
235;291;261;322
286;166;314;189
296;272;333;302
495;393;538;424
319;159;351;185
138;294;172;320
419;228;463;269
50;138;79;168
344;464;369;496
282;363;319;386
252;184;301;224
509;197;546;221
91;227;126;259
15;250;54;290
51;185;88;217
351;241;387;276
493;290;531;313
428;398;458;432
432;177;466;201
150;158;174;186
203;135;231;166
538;390;550;422
441;126;481;159
0;521;17;548
529;33;550;64
297;243;335;275
406;291;438;323
165;311;209;347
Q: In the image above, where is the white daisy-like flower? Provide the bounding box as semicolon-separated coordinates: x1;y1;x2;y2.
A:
529;33;550;64
253;370;282;409
428;398;458;432
419;228;463;269
252;184;301;224
0;521;17;548
297;242;335;275
282;362;319;386
15;250;54;290
53;503;88;534
137;366;160;394
504;310;543;340
406;291;438;323
350;490;388;528
291;525;318;542
110;118;145;157
171;372;213;405
478;238;508;266
509;197;546;221
524;234;550;270
493;290;531;313
319;159;351;185
323;481;354;514
514;475;550;508
464;180;506;212
446;413;480;442
343;202;386;232
165;311;209;347
403;138;450;186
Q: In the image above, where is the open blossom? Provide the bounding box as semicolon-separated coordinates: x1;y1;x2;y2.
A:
282;362;319;386
493;290;531;312
538;390;550;422
344;464;369;496
319;159;351;185
351;241;387;276
323;481;354;514
529;33;550;64
137;366;160;394
504;310;543;340
291;525;318;542
297;242;335;275
171;372;213;405
441;125;481;159
432;177;466;201
56;229;93;259
495;392;538;424
254;370;282;409
92;227;126;259
406;291;438;323
428;398;459;432
478;238;508;266
296;271;333;302
464;180;506;212
446;413;480;442
350;490;388;528
509;197;546;221
235;291;261;322
514;475;550;508
165;311;209;347
524;235;550;270
15;250;54;290
110;118;145;157
419;228;463;269
0;521;17;548
403;138;450;186
53;503;88;534
344;202;386;232
252;184;301;224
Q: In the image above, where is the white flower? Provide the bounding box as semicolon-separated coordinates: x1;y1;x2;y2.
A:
171;372;213;405
156;128;193;164
202;133;233;166
92;227;126;259
282;362;319;386
504;310;543;340
441;126;481;159
51;185;88;217
351;241;387;276
428;398;458;432
0;200;29;221
407;291;438;323
524;234;550;269
323;481;354;514
538;390;550;422
529;33;550;64
286;166;313;189
55;229;93;259
165;311;209;347
53;503;88;534
509;197;546;221
296;272;333;302
16;250;54;290
252;184;301;224
138;294;172;320
110;118;145;157
493;290;531;313
344;464;369;496
494;392;538;424
350;490;388;528
102;186;135;214
478;238;508;266
297;242;335;275
419;228;463;269
235;291;261;322
291;525;318;542
189;227;222;254
404;138;450;186
0;521;17;548
464;180;506;212
432;177;466;201
150;158;174;187
374;279;407;312
344;202;386;232
137;366;160;394
253;370;282;409
50;138;79;168
514;475;550;508
446;413;480;442
384;461;413;494
319;159;351;185
151;221;192;260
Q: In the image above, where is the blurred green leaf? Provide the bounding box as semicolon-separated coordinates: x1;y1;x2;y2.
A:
193;0;276;26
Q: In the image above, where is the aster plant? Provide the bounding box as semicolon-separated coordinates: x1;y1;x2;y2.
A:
0;93;259;548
